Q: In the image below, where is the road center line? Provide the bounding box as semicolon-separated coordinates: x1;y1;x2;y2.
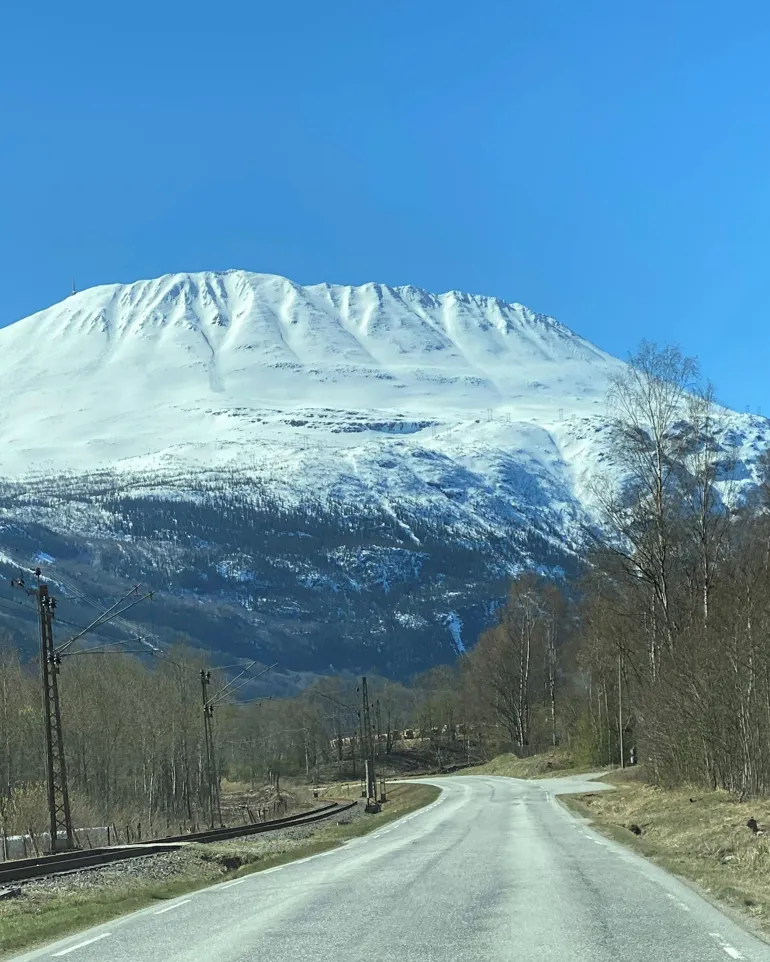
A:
154;899;192;915
52;933;111;956
665;893;690;912
709;933;744;959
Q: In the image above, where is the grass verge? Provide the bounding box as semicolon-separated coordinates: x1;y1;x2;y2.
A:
560;767;770;936
454;747;605;779
0;783;439;959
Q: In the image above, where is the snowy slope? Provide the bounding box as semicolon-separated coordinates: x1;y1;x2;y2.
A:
0;270;767;674
0;270;622;475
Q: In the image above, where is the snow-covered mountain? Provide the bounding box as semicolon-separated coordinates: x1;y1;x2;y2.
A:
0;270;767;677
1;269;622;475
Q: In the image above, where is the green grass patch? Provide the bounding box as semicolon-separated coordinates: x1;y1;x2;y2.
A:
0;783;439;959
560;770;770;935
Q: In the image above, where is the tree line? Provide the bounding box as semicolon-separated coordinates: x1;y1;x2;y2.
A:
462;342;770;798
0;640;486;838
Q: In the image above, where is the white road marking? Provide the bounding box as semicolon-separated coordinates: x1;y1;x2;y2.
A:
154;899;192;915
220;877;246;889
52;933;111;956
665;893;690;912
710;933;744;959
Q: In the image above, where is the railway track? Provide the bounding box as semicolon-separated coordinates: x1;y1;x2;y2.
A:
0;800;357;886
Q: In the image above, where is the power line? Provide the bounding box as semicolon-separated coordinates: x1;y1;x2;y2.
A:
56;585;147;654
208;663;277;707
301;688;357;713
207;657;262;705
0;594;37;617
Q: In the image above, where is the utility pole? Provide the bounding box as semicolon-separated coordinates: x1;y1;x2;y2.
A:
618;650;625;770
360;677;378;810
12;572;75;852
386;703;393;755
198;660;273;828
38;582;75;851
334;709;343;773
375;699;382;761
200;670;223;829
12;570;153;851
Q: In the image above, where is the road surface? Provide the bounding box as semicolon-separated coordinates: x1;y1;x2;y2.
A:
10;774;770;961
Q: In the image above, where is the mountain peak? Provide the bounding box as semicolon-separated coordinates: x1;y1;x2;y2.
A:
1;270;767;674
0;268;624;475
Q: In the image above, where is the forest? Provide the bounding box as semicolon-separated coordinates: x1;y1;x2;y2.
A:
2;341;770;843
0;453;572;678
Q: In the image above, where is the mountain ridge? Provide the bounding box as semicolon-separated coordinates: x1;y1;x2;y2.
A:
0;269;621;477
0;270;767;678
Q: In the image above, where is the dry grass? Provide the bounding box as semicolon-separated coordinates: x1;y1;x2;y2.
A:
0;783;438;959
455;748;605;779
561;768;770;933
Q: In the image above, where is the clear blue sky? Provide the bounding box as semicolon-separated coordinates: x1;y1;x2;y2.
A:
2;1;769;411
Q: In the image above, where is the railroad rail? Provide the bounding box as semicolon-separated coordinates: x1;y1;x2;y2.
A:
0;800;357;886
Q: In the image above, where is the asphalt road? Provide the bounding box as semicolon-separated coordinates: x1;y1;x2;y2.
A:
10;774;770;962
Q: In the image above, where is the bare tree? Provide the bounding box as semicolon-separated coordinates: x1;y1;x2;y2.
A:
591;342;700;673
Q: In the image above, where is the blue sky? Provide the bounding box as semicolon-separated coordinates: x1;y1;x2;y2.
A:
2;1;769;411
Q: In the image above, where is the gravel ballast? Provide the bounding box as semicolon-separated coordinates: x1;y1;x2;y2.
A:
4;804;362;903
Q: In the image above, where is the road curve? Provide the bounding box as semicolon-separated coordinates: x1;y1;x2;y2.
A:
10;775;770;962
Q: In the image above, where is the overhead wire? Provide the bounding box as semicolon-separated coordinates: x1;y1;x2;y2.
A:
206;657;261;703
29;567;163;653
208;662;277;707
56;585;149;654
0;594;37;617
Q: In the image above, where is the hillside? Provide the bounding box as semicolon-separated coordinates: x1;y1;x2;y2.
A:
0;270;766;678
